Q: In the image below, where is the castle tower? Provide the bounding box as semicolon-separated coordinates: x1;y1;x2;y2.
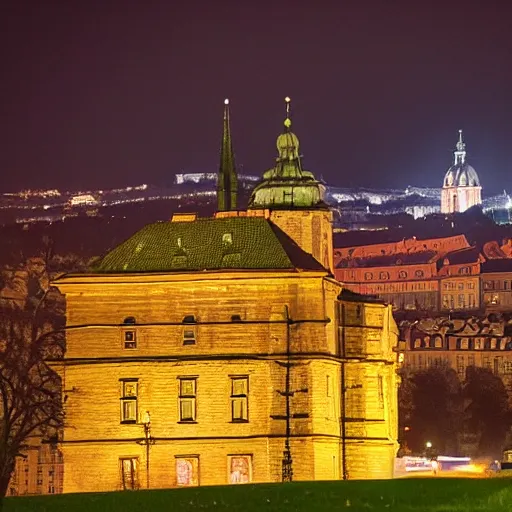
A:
441;130;482;213
217;99;238;211
249;97;334;273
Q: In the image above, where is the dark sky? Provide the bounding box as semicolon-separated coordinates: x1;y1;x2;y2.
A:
1;1;511;194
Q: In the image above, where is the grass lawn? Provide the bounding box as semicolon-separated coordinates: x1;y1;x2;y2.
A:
4;478;512;512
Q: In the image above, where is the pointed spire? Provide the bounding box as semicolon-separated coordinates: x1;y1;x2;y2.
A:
454;129;466;164
217;98;238;211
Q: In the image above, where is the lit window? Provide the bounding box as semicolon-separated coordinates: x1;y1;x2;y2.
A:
176;456;199;486
503;361;512;375
182;316;197;345
120;458;138;490
179;378;197;422
120;379;138;424
228;455;252;484
231;377;248;422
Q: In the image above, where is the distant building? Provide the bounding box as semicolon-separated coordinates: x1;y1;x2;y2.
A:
441;131;482;213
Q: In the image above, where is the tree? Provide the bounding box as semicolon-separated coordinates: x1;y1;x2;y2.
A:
0;293;64;505
407;364;463;455
463;366;512;458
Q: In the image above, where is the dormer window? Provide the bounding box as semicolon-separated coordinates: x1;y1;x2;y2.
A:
182;315;197;345
398;270;408;280
122;317;137;349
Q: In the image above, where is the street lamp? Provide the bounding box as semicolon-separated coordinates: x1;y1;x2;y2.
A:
425;441;432;449
139;411;154;489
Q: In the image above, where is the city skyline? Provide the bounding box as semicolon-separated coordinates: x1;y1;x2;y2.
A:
1;1;511;194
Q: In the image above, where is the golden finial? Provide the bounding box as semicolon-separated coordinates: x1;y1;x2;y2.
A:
284;96;292;129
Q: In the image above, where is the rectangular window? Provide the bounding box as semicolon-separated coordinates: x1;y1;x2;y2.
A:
183;327;196;345
503;361;512;374
456;355;465;379
179;378;197;422
458;294;465;308
120;379;138;424
120;457;138;490
123;330;137;349
175;456;199;486
228;455;252;484
231;377;249;422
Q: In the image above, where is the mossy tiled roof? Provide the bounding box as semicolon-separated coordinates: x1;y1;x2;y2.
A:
93;217;325;273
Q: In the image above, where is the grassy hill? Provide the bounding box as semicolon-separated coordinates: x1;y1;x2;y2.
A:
4;478;512;512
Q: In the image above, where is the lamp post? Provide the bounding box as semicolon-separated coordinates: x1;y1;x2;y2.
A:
140;411;153;489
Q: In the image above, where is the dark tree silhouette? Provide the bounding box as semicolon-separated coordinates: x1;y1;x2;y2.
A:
407;364;463;455
463;366;512;458
0;295;64;504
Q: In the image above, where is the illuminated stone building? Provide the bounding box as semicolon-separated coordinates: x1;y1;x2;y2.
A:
481;259;512;311
50;99;399;493
333;235;474;313
335;251;440;311
400;314;512;397
438;247;483;311
441;130;482;213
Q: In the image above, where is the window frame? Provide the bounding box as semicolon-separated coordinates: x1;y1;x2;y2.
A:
120;379;138;424
178;377;197;423
175;455;200;487
182;316;197;346
119;457;139;490
230;376;249;423
122;329;137;350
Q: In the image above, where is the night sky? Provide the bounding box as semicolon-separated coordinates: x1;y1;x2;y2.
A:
1;1;511;194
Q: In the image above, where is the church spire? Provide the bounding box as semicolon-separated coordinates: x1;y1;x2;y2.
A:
217;98;237;211
454;129;466;164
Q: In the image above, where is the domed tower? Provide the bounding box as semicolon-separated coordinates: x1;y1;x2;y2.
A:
441;130;482;213
249;97;333;272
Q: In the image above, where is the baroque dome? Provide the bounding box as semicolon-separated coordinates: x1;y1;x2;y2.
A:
442;129;481;188
443;162;480;188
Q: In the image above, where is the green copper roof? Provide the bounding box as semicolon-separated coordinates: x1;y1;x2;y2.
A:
93;217;325;273
249;97;326;210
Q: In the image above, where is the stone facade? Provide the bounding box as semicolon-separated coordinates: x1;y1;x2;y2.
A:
51;259;398;492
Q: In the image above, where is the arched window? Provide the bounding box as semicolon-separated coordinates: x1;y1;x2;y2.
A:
364;272;373;281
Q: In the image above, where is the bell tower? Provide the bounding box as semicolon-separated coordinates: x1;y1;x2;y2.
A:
249;97;333;273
